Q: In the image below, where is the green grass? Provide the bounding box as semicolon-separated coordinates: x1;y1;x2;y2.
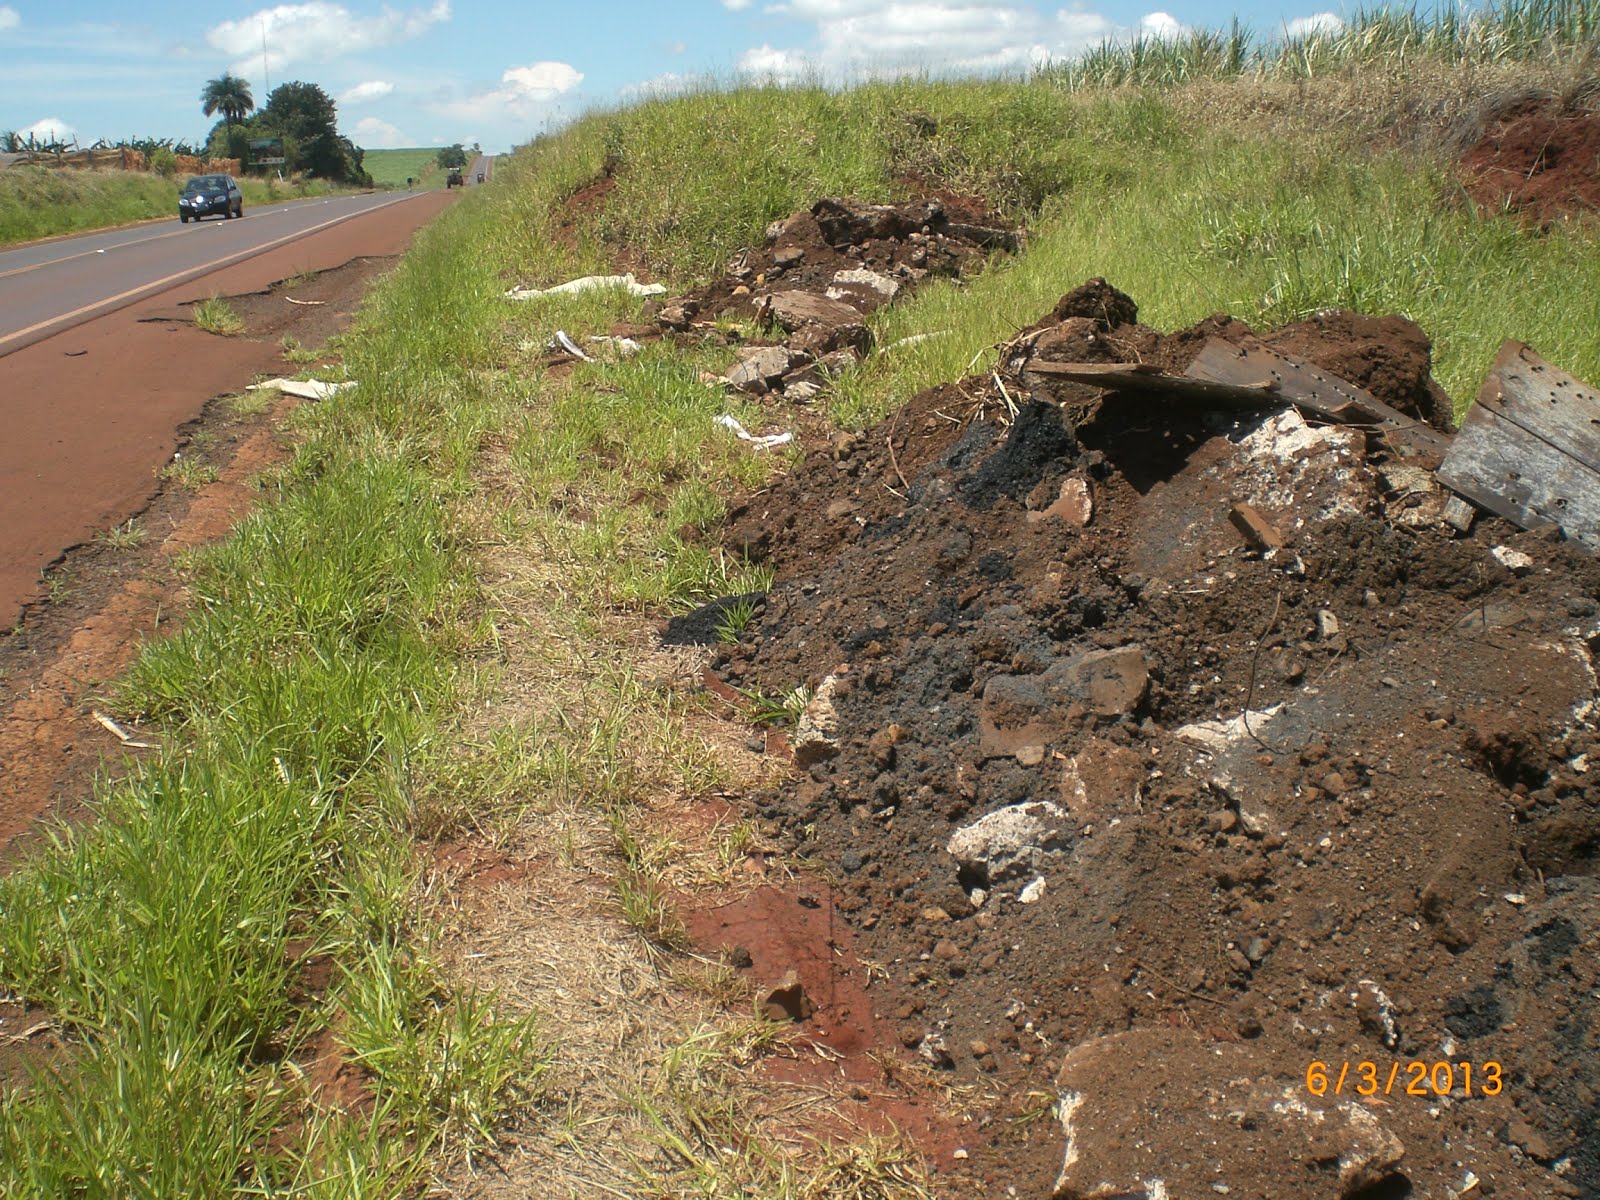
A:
0;167;344;247
362;147;448;190
192;295;244;337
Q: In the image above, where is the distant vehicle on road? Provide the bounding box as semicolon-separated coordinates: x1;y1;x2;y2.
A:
178;175;243;223
446;168;464;188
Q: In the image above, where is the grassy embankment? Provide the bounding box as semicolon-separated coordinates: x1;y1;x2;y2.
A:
2;1;1598;1195
0;168;344;247
362;147;448;190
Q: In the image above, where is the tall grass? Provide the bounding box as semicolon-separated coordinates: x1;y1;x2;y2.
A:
1047;0;1600;89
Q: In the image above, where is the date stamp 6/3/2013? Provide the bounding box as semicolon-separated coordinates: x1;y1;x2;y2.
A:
1306;1060;1505;1098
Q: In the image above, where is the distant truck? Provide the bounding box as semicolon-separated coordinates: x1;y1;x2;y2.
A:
446;168;464;188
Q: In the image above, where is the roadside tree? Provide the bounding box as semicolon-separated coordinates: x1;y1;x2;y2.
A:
200;73;255;160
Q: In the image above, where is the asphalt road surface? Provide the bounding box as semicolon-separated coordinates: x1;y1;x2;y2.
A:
0;188;456;628
0;190;427;356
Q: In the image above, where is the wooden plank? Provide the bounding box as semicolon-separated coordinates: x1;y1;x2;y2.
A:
1022;359;1283;409
1438;341;1600;550
1186;340;1451;457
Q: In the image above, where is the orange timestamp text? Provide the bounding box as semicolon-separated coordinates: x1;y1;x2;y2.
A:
1306;1060;1504;1098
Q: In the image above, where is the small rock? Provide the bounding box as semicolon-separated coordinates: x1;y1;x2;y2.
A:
1015;744;1046;767
773;245;805;268
760;970;815;1022
1019;877;1047;904
1321;771;1347;797
840;849;866;874
1317;609;1341;639
1491;545;1534;575
1027;477;1094;526
933;938;960;960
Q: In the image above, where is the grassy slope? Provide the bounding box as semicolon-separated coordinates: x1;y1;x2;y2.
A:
2;15;1598;1195
362;147;446;189
0;168;343;246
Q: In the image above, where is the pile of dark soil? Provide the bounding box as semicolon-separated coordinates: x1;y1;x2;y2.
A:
1460;98;1600;223
695;281;1600;1198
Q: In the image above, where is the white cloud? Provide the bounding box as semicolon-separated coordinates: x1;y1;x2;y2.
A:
1283;11;1344;37
741;3;1211;79
1138;11;1186;40
341;79;394;104
19;116;77;144
0;6;19;33
207;1;450;77
620;71;700;99
433;60;583;122
353;115;407;147
738;43;814;81
721;0;754;9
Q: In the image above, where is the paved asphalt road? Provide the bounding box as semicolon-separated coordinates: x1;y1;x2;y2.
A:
0;190;430;356
0;187;456;628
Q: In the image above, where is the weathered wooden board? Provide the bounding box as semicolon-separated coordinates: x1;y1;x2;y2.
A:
1437;340;1600;551
1021;359;1282;408
1186;340;1450;457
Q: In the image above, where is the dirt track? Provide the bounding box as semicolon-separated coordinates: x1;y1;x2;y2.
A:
0;189;456;630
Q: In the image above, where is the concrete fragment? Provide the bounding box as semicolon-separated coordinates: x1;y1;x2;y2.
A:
726;345;798;393
946;800;1070;886
793;672;846;766
1175;706;1284;754
826;267;901;308
1491;545;1534;575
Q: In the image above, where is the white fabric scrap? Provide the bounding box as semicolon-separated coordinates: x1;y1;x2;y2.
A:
504;273;666;300
246;377;354;401
714;413;792;451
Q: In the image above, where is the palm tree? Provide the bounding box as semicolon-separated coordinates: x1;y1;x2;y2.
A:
201;73;255;161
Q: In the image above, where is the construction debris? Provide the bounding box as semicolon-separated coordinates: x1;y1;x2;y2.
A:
1438;340;1600;550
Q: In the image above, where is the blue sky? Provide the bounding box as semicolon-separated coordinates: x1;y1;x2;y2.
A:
2;1;1346;155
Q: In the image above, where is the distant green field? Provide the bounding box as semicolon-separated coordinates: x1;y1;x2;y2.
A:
363;148;447;189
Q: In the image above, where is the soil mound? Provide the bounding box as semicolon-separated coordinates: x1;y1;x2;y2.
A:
703;282;1600;1198
1461;99;1600;224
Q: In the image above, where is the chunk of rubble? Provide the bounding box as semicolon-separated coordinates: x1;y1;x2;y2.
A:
1175;707;1284;755
826;267;901;307
1054;1028;1407;1200
946;800;1070;887
792;672;846;766
726;345;800;394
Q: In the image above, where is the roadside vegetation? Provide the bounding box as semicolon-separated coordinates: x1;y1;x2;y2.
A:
2;1;1598;1194
363;147;447;189
0;167;343;247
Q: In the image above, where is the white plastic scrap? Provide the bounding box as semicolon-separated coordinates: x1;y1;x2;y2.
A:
504;273;666;300
714;413;792;451
246;377;355;401
551;330;593;361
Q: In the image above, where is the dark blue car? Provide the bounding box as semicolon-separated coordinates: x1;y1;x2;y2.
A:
178;174;243;222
